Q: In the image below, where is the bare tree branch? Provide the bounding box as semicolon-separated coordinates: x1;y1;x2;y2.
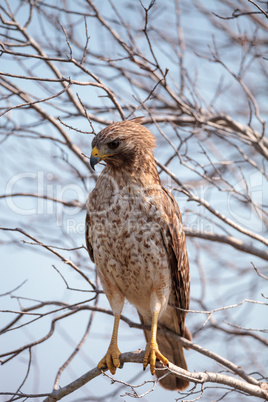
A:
42;348;268;402
0;1;267;400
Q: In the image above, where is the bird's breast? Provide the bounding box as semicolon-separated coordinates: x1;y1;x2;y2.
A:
88;184;171;313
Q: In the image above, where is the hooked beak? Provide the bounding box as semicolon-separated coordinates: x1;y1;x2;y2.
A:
90;147;101;170
90;146;115;170
90;155;101;170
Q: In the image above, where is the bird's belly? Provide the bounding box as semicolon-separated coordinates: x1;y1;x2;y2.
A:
94;216;171;316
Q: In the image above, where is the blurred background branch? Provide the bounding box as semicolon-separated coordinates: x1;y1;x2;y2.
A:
0;0;267;401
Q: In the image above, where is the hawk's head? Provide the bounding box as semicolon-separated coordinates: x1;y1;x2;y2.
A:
90;117;156;171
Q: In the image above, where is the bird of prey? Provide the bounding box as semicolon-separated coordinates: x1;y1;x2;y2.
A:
85;117;191;390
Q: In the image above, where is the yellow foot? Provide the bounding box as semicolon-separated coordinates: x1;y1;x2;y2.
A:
143;341;169;375
97;343;121;375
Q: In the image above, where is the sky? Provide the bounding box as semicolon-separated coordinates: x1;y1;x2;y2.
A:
0;1;267;401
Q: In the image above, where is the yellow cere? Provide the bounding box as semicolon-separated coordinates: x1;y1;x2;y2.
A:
91;147;99;157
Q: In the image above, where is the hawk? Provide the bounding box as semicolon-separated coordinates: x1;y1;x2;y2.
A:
85;117;191;390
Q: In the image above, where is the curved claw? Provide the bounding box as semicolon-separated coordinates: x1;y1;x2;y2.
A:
143;341;169;375
97;343;121;375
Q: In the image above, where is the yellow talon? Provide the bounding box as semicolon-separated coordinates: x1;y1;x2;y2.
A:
97;314;121;375
97;343;121;375
143;310;169;375
143;340;169;375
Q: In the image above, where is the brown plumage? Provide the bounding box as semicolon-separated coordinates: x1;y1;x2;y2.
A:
85;117;191;391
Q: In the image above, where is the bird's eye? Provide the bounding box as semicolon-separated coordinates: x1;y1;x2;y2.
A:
108;139;120;150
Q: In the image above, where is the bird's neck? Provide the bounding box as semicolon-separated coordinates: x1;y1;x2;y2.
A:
105;153;161;189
